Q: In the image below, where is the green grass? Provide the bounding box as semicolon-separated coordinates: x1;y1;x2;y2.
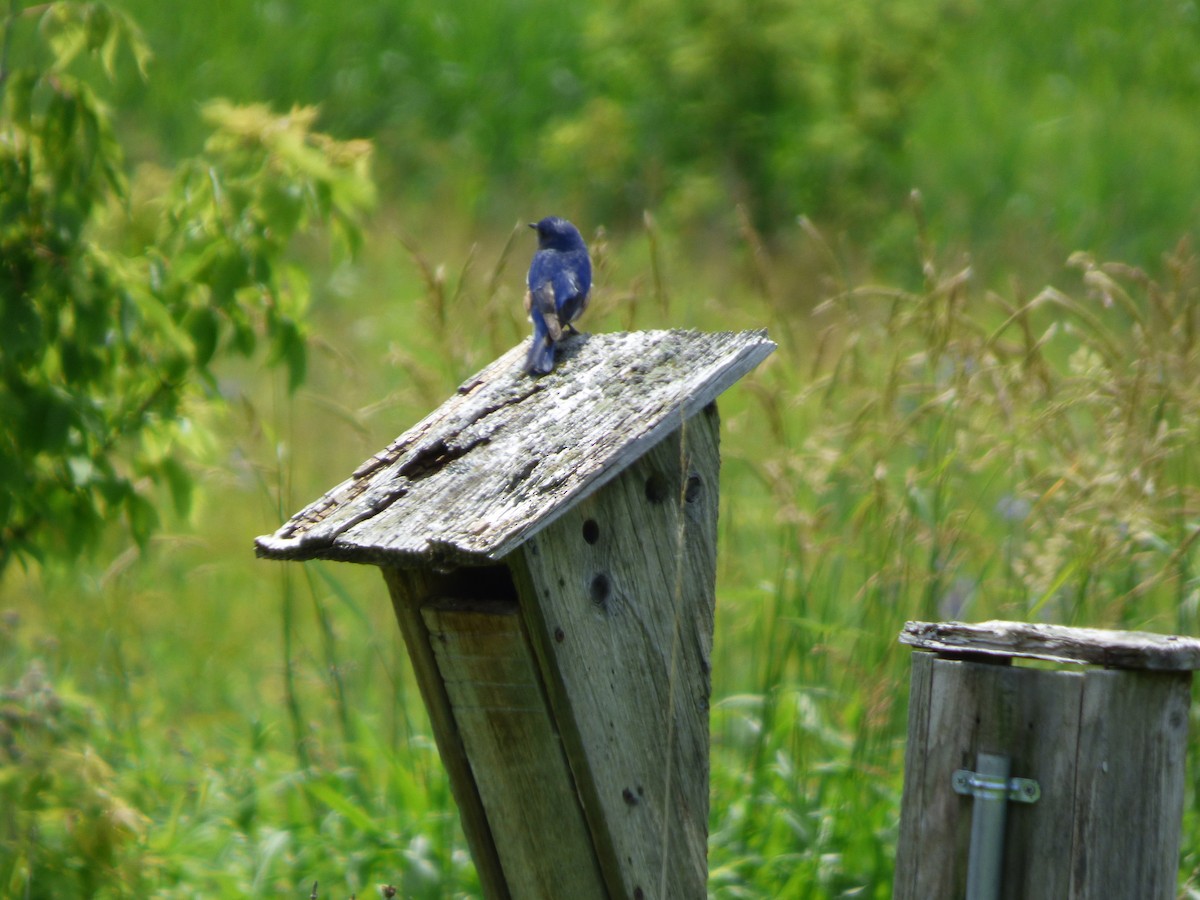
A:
7;0;1200;895
4;204;1200;896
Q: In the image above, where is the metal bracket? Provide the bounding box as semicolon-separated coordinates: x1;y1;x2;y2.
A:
952;768;1041;804
952;753;1040;900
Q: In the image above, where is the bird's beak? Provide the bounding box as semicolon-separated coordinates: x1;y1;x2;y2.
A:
527;222;537;230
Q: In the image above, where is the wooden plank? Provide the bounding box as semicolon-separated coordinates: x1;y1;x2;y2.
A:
1068;669;1191;899
996;667;1082;899
895;655;995;897
896;648;1193;899
512;407;721;900
255;330;773;567
421;599;608;900
892;651;934;898
893;655;1084;899
900;620;1200;671
381;567;511;900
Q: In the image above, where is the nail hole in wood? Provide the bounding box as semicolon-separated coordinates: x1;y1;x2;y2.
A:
590;573;612;609
582;518;600;544
644;472;669;504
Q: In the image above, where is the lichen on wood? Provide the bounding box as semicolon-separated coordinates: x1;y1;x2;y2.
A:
255;329;775;567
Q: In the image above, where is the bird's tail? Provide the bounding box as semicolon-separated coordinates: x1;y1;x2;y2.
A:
524;334;556;375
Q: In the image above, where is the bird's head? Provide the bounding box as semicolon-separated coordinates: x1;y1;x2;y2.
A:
530;216;586;252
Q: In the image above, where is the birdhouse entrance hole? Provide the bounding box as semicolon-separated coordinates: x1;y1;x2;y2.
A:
412;564;520;609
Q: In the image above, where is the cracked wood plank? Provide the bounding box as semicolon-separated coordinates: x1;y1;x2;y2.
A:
900;619;1200;671
254;329;774;567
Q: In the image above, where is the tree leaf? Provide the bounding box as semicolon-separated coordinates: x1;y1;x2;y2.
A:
184;304;220;369
124;491;159;549
159;457;194;518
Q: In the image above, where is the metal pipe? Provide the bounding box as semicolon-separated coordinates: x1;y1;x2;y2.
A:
965;752;1011;900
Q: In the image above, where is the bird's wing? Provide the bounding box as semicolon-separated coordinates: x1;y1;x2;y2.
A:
553;253;592;325
529;280;563;341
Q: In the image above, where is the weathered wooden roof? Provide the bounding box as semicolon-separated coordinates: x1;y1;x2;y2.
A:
255;329;775;567
901;619;1200;670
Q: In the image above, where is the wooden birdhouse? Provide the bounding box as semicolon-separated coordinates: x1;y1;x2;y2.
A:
255;329;775;900
894;619;1200;900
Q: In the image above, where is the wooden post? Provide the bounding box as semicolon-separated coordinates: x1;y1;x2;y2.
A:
255;329;775;899
512;412;720;899
894;620;1200;900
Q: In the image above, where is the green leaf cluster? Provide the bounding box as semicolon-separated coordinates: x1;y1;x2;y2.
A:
0;2;374;571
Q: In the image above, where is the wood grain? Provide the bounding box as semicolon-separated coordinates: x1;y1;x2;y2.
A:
421;599;608;899
255;329;774;567
895;648;1193;899
1068;668;1191;898
257;329;772;898
513;407;721;899
901;619;1200;671
382;567;512;900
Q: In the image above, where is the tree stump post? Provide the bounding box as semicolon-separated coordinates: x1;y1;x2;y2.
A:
894;619;1200;899
255;329;775;899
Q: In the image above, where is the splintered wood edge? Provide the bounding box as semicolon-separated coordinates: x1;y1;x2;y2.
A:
900;620;1200;671
254;328;775;565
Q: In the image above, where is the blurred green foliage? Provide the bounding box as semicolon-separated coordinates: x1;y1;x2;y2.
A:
910;0;1200;262
110;0;1200;262
109;0;589;219
0;1;373;570
110;0;956;235
4;1;1200;896
539;0;952;230
0;656;151;897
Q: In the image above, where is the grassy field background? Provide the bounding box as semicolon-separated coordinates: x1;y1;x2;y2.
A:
4;0;1200;897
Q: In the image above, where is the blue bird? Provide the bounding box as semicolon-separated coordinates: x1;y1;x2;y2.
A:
523;216;592;375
